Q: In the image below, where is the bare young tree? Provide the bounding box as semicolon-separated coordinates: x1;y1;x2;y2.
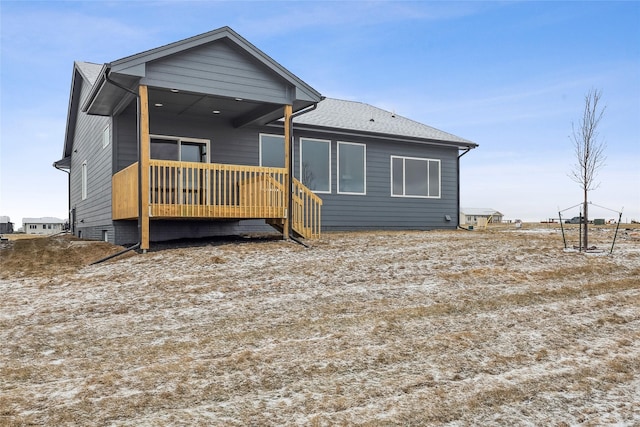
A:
569;88;606;250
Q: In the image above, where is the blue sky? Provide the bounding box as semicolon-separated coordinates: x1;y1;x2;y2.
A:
1;0;639;226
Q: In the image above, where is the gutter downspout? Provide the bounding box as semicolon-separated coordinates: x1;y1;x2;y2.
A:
287;101;322;245
103;67;144;253
457;147;472;229
53;163;71;232
90;243;141;265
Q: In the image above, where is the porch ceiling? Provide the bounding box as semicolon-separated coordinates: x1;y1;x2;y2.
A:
148;87;284;127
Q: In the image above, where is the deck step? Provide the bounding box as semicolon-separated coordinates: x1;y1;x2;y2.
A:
266;218;307;239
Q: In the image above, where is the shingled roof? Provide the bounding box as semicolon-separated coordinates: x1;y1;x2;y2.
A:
75;61;103;86
460;208;503;216
293;98;475;147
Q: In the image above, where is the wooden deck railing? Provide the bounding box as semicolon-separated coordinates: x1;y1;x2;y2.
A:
148;160;287;219
292;177;323;239
112;160;322;238
112;162;138;220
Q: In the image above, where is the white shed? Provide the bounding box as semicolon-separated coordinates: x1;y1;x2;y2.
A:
23;217;65;235
460;208;503;226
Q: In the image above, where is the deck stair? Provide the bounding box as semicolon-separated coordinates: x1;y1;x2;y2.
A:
266;177;322;240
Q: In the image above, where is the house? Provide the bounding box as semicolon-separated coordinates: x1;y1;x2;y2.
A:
23;217;65;235
0;216;14;234
459;208;503;226
54;27;477;250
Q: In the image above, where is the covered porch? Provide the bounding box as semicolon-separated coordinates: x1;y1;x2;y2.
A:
79;27;325;249
105;85;323;250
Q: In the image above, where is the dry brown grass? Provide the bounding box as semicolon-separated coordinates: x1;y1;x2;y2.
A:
1;225;639;426
0;234;132;279
2;233;49;240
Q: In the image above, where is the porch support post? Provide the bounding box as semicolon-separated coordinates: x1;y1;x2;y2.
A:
283;104;292;240
139;85;150;251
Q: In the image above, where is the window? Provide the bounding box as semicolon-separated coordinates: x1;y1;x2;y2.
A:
150;138;178;160
102;124;110;148
150;136;209;206
150;135;208;162
300;138;330;193
337;142;366;194
259;134;285;168
391;156;440;198
81;161;88;200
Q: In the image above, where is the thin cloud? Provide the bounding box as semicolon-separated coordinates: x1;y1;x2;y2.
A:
1;6;153;64
235;1;495;38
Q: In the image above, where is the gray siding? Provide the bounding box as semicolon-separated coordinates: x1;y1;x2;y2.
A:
115;220;270;245
113;220;138;246
159;117;260;165
147;221;239;242
114;103;138;172
113;219;272;246
143;40;292;104
290;130;459;231
115;108;266;170
69;77;115;242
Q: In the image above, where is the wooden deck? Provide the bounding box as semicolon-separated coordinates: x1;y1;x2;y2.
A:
112;160;322;239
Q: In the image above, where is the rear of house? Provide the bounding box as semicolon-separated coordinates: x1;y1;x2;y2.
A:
54;27;476;249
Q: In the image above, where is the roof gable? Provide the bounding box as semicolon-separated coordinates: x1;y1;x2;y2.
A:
143;39;292;104
109;27;320;101
57;62;104;165
84;26;321;116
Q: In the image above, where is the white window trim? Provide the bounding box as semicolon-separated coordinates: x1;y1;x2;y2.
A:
102;124;110;148
337;141;366;195
300;137;332;194
390;155;441;199
149;134;210;162
81;160;88;200
259;133;285;168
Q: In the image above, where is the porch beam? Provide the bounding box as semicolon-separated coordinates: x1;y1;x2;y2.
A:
139;85;150;251
283;104;292;240
232;103;282;128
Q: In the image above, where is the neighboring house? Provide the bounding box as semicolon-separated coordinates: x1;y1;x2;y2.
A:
54;26;477;250
0;216;14;234
459;208;504;226
23;217;65;235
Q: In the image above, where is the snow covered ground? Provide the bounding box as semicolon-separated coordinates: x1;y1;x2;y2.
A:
1;225;639;425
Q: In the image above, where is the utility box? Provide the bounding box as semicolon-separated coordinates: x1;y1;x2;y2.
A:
594;218;605;225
